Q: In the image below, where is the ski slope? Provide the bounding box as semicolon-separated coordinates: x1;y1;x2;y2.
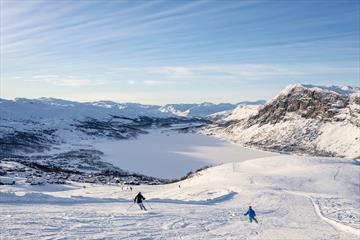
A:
1;155;359;239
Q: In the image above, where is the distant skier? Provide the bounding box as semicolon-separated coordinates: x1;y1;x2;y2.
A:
244;206;258;223
134;192;147;211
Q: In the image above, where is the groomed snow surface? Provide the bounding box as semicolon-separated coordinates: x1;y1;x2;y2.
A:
1;155;359;239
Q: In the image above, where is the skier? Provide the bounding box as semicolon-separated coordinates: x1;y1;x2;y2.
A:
134;192;147;211
244;206;258;223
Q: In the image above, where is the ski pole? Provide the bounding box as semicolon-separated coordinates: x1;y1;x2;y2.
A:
145;200;153;209
127;202;135;211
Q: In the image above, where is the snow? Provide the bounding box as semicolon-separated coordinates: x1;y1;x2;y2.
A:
0;98;240;121
0;98;173;120
0;176;15;185
224;105;260;121
1;85;359;239
93;130;279;179
316;122;360;158
1;155;359;239
160;103;238;117
286;190;359;236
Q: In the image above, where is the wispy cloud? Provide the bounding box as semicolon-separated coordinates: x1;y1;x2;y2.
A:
116;64;350;80
24;75;108;87
143;80;176;86
150;67;195;77
0;0;259;62
32;75;60;79
1;1;359;102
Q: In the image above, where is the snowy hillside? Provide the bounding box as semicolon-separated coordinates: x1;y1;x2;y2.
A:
205;84;360;159
0;97;227;157
1;155;359;239
0;98;264;159
0;98;214;184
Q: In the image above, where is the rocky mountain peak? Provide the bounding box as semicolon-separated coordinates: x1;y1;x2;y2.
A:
248;84;359;126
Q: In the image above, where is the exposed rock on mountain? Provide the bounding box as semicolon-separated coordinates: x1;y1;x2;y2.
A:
248;85;356;125
206;84;360;159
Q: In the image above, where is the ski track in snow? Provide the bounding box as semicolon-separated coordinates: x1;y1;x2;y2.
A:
284;190;360;236
1;155;359;239
0;193;357;240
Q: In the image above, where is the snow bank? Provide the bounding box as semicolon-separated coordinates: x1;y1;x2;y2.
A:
0;191;128;204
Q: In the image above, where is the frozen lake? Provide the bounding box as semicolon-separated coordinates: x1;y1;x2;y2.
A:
94;130;279;179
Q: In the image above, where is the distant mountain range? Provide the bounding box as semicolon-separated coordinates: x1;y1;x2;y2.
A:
0;98;265;120
1;84;359;185
1;97;260;184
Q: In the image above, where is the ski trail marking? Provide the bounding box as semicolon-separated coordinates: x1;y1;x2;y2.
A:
284;190;359;237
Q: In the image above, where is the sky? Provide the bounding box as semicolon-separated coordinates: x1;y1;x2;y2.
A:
0;0;359;104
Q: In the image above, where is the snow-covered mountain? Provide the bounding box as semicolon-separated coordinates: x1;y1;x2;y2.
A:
1;84;359;185
0;97;262;159
0;98;173;120
206;84;360;159
0;98;245;120
0;99;208;149
160;103;237;117
160;101;264;117
0;98;218;184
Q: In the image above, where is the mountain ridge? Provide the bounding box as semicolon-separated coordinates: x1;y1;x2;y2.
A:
206;84;360;159
1;98;258;118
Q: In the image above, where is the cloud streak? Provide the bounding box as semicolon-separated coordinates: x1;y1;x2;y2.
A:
115;64;357;81
1;0;359;103
24;75;108;87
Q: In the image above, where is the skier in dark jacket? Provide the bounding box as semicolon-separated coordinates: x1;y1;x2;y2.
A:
134;192;147;211
244;206;258;223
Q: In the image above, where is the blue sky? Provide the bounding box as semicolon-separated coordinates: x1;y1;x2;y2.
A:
1;0;359;104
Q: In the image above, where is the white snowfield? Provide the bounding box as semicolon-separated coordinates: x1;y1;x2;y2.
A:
1;155;359;240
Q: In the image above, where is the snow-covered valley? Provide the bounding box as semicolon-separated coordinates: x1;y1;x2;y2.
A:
93;130;278;179
1;84;359;239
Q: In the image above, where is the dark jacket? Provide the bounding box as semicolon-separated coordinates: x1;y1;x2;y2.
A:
134;193;145;203
244;208;256;218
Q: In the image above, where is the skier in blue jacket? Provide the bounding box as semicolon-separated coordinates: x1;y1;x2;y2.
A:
244;206;258;223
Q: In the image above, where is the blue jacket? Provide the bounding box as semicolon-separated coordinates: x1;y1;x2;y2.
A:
245;208;256;218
